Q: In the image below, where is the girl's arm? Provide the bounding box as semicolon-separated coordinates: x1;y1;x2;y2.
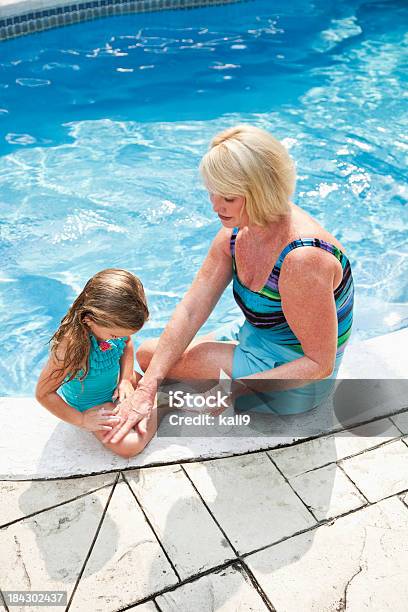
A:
112;337;135;401
35;348;83;427
36;344;119;431
119;337;134;382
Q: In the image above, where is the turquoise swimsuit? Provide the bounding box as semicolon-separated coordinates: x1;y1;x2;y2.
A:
58;334;127;412
215;228;354;414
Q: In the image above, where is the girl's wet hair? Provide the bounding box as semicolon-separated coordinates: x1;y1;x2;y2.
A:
49;268;149;383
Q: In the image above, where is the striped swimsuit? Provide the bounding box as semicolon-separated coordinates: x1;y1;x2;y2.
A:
215;227;354;414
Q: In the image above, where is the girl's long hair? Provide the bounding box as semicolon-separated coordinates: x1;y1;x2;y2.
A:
49;269;149;383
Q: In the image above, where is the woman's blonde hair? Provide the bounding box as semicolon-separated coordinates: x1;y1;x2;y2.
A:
50;269;149;383
199;124;296;225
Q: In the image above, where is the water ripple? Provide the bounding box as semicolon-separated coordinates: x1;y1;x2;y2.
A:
0;0;407;394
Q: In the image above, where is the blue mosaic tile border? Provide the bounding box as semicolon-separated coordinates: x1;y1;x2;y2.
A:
0;0;244;40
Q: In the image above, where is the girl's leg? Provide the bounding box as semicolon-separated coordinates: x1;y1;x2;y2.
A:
93;399;173;459
136;335;237;380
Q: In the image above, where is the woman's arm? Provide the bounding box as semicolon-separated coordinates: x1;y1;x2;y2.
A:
103;228;233;443
237;247;339;394
141;228;233;390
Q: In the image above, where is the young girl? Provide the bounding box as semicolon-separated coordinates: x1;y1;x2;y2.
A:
36;268;159;459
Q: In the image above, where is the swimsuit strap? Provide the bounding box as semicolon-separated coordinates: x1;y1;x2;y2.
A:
230;229;347;266
276;237;347;269
230;226;239;258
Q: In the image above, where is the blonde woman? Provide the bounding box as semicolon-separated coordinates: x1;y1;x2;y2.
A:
104;125;354;444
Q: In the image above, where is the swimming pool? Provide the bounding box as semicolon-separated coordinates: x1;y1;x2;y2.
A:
0;0;407;395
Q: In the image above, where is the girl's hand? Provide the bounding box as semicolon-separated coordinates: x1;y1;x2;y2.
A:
80;403;122;432
112;380;135;402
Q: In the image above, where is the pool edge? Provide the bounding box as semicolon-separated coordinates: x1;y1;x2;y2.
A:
0;0;247;41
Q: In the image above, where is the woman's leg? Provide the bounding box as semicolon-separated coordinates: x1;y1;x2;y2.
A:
136;335;237;379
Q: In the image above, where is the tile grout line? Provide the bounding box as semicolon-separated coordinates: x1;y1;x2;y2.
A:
265;451;320;523
117;559;241;611
388;414;407;435
118;406;408;470
279;429;407;478
335;462;371;504
398;493;408;511
4;420;402;486
121;471;181;582
236;560;277;612
240;488;408;561
180;464;277;611
179;463;239;557
65;472;120;612
0;588;10;612
4;407;407;481
112;488;408;610
0;469;121;483
0;481;118;531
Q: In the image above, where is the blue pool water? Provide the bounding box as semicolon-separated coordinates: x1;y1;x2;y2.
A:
0;0;407;395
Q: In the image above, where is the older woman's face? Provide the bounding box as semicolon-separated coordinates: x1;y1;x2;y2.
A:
209;192;247;227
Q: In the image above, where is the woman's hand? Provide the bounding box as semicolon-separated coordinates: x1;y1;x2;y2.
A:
80;403;121;432
102;382;156;444
112;379;134;402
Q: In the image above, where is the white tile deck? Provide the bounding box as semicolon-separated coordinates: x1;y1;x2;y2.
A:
268;416;402;478
390;410;408;434
288;463;367;520
127;603;158;612
156;565;269;612
184;453;316;554
339;439;408;502
245;496;408;612
125;465;235;579
0;473;115;527
0;487;111;612
68;479;178;611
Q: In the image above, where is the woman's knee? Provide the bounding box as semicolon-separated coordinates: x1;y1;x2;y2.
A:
136;338;158;371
